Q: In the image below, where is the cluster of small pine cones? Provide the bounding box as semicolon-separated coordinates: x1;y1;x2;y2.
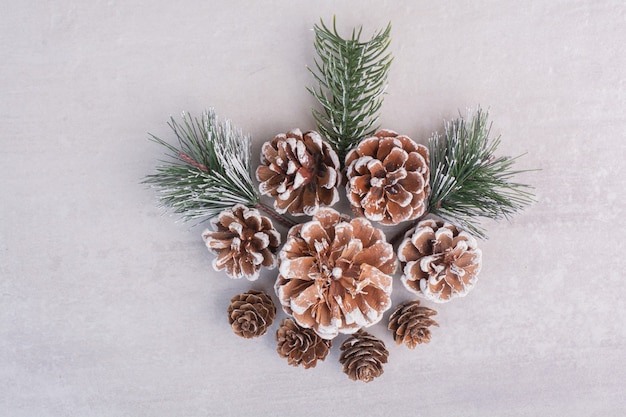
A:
205;128;484;382
228;290;439;382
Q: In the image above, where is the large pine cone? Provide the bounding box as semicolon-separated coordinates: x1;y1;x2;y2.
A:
227;290;276;338
256;129;341;216
276;318;332;369
345;130;429;225
202;204;280;281
398;219;482;302
275;208;396;339
388;300;439;349
339;330;389;383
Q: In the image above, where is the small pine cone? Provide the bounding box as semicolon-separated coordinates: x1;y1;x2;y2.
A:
227;290;276;339
202;204;281;281
398;219;482;303
256;129;341;216
339;330;389;383
275;208;396;339
388;300;439;349
276;318;332;369
345;130;429;225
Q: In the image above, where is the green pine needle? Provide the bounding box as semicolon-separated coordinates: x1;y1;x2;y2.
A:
144;110;260;222
428;108;535;239
308;17;393;162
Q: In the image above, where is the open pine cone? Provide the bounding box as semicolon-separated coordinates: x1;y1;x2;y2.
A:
388;300;439;348
202;204;281;281
256;129;341;216
398;218;482;302
276;318;332;369
227;290;276;338
345;130;429;225
339;330;389;383
275;208;396;339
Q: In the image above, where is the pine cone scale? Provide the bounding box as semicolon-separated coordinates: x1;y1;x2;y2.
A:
400;171;425;194
361;190;385;222
352;241;394;270
367;158;387;178
355;137;379;158
317;166;338;189
383;147;408;171
387;200;412;224
375;136;398;159
386;184;413;206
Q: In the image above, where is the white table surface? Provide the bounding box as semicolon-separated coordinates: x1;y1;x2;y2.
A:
2;1;625;416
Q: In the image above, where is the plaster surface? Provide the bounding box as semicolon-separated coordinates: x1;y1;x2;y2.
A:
1;1;625;416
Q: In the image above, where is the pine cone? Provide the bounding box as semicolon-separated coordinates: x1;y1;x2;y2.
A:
256;129;341;216
227;290;276;338
339;330;388;383
275;208;396;339
398;218;482;302
202;204;281;281
388;300;439;348
345;130;429;225
276;318;332;369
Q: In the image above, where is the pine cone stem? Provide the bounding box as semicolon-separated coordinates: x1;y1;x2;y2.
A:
178;151;209;172
254;202;297;229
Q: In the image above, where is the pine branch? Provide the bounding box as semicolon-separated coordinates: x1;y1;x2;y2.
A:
144;110;264;222
307;17;393;162
427;108;535;239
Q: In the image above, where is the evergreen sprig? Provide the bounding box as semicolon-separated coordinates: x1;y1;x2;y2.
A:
144;110;261;222
308;17;393;162
427;108;535;239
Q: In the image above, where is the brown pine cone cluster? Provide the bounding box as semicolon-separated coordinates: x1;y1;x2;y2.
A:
276;318;331;369
339;330;388;383
256;129;341;216
275;208;396;339
202;204;280;281
345;130;430;225
227;290;276;339
388;300;439;349
398;218;482;302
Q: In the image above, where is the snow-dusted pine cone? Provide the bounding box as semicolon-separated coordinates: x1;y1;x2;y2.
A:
275;208;396;339
256;129;341;216
398;219;482;302
388;300;439;348
339;330;389;383
276;318;332;369
202;204;280;281
345;130;429;225
227;290;276;339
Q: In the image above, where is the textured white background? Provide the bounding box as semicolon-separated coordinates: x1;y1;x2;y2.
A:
1;1;625;416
